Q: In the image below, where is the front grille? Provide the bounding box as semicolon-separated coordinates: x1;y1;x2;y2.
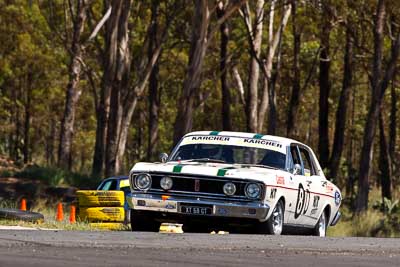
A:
131;172;264;201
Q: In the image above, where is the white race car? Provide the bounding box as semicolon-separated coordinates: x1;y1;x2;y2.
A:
127;131;341;236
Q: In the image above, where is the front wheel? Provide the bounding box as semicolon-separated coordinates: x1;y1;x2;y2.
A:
130;210;160;232
314;211;327;237
258;200;284;235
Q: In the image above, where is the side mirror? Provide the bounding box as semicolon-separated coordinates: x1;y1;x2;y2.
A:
293;164;302;175
159;153;169;163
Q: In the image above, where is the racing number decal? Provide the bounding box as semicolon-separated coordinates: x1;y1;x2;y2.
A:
294;184;305;219
303;189;311;215
294;184;311;219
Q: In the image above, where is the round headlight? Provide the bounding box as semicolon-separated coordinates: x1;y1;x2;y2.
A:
160;176;173;190
245;183;261;199
135;174;152;190
223;182;236;196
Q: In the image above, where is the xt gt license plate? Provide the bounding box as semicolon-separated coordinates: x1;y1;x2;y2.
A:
180;205;212;215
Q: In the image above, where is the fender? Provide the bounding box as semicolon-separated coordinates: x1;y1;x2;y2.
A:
314;203;331;227
262;186;288;223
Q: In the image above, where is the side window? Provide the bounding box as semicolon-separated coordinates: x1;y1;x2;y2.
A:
290;145;301;165
299;148;316;176
289;145;302;174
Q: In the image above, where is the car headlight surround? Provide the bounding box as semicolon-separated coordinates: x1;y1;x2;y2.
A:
129;172;135;191
160;176;173;190
134;173;152;191
245;183;262;199
223;182;236;196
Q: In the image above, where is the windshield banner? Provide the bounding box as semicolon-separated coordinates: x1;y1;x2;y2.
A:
180;135;286;154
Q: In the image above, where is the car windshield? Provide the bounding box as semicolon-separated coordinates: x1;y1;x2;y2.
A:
97;179;118;190
170;143;286;170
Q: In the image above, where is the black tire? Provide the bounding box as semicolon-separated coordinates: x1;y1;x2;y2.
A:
130;210;159;232
124;209;131;225
314;211;327;237
258;200;284;235
0;208;44;222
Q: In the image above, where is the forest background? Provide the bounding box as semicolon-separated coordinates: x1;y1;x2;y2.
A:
1;0;400;235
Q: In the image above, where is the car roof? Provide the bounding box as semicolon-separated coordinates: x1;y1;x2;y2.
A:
183;131;301;147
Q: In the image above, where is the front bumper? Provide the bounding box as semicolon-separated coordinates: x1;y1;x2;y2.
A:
127;193;270;220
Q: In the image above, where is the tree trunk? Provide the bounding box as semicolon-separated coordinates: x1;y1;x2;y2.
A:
389;59;397;160
58;0;88;170
356;0;400;212
91;87;111;177
46;118;56;166
23;71;33;164
105;0;169;175
258;1;291;133
356;0;385;212
388;16;397;162
217;2;232;131
114;2;177;171
147;0;161;161
266;5;287;135
267;35;283;135
244;0;264;133
318;3;331;169
92;0;123;177
172;1;245;144
287;0;300;138
329;27;353;181
15;84;21;162
173;0;210;144
379;113;392;201
105;0;132;177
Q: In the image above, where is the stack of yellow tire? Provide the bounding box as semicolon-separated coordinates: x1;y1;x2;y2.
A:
77;190;125;230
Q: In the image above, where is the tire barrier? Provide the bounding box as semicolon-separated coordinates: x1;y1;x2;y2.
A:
77;190;124;207
89;222;125;231
0;208;44;223
79;207;125;223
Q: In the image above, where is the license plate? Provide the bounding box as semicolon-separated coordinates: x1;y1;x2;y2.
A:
180;205;212;215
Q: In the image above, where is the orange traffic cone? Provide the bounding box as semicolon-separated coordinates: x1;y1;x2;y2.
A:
69;205;76;224
20;198;27;211
56;203;64;221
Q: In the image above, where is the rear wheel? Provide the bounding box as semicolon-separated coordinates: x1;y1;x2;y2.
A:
258;200;284;235
314;211;327;237
130;210;160;232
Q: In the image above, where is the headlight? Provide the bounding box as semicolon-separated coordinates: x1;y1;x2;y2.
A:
223;182;236;196
245;183;261;199
160;176;173;190
134;173;152;191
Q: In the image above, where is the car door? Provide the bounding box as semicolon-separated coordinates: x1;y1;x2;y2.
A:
297;146;323;227
286;144;310;226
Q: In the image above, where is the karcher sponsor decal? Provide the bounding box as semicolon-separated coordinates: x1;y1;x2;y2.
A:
243;138;282;148
191;136;230;141
180;135;286;154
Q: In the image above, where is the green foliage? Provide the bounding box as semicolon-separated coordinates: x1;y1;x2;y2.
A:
14;165;99;188
329;199;400;238
384;198;399;215
0;169;15;178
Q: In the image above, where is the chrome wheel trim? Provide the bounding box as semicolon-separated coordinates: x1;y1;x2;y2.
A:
318;213;326;237
271;203;283;235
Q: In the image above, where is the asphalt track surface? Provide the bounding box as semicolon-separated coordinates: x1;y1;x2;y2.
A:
0;230;399;267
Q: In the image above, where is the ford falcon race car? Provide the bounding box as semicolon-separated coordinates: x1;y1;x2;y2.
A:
127;131;341;236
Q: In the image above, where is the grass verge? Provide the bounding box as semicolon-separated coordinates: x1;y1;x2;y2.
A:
0;198;129;231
